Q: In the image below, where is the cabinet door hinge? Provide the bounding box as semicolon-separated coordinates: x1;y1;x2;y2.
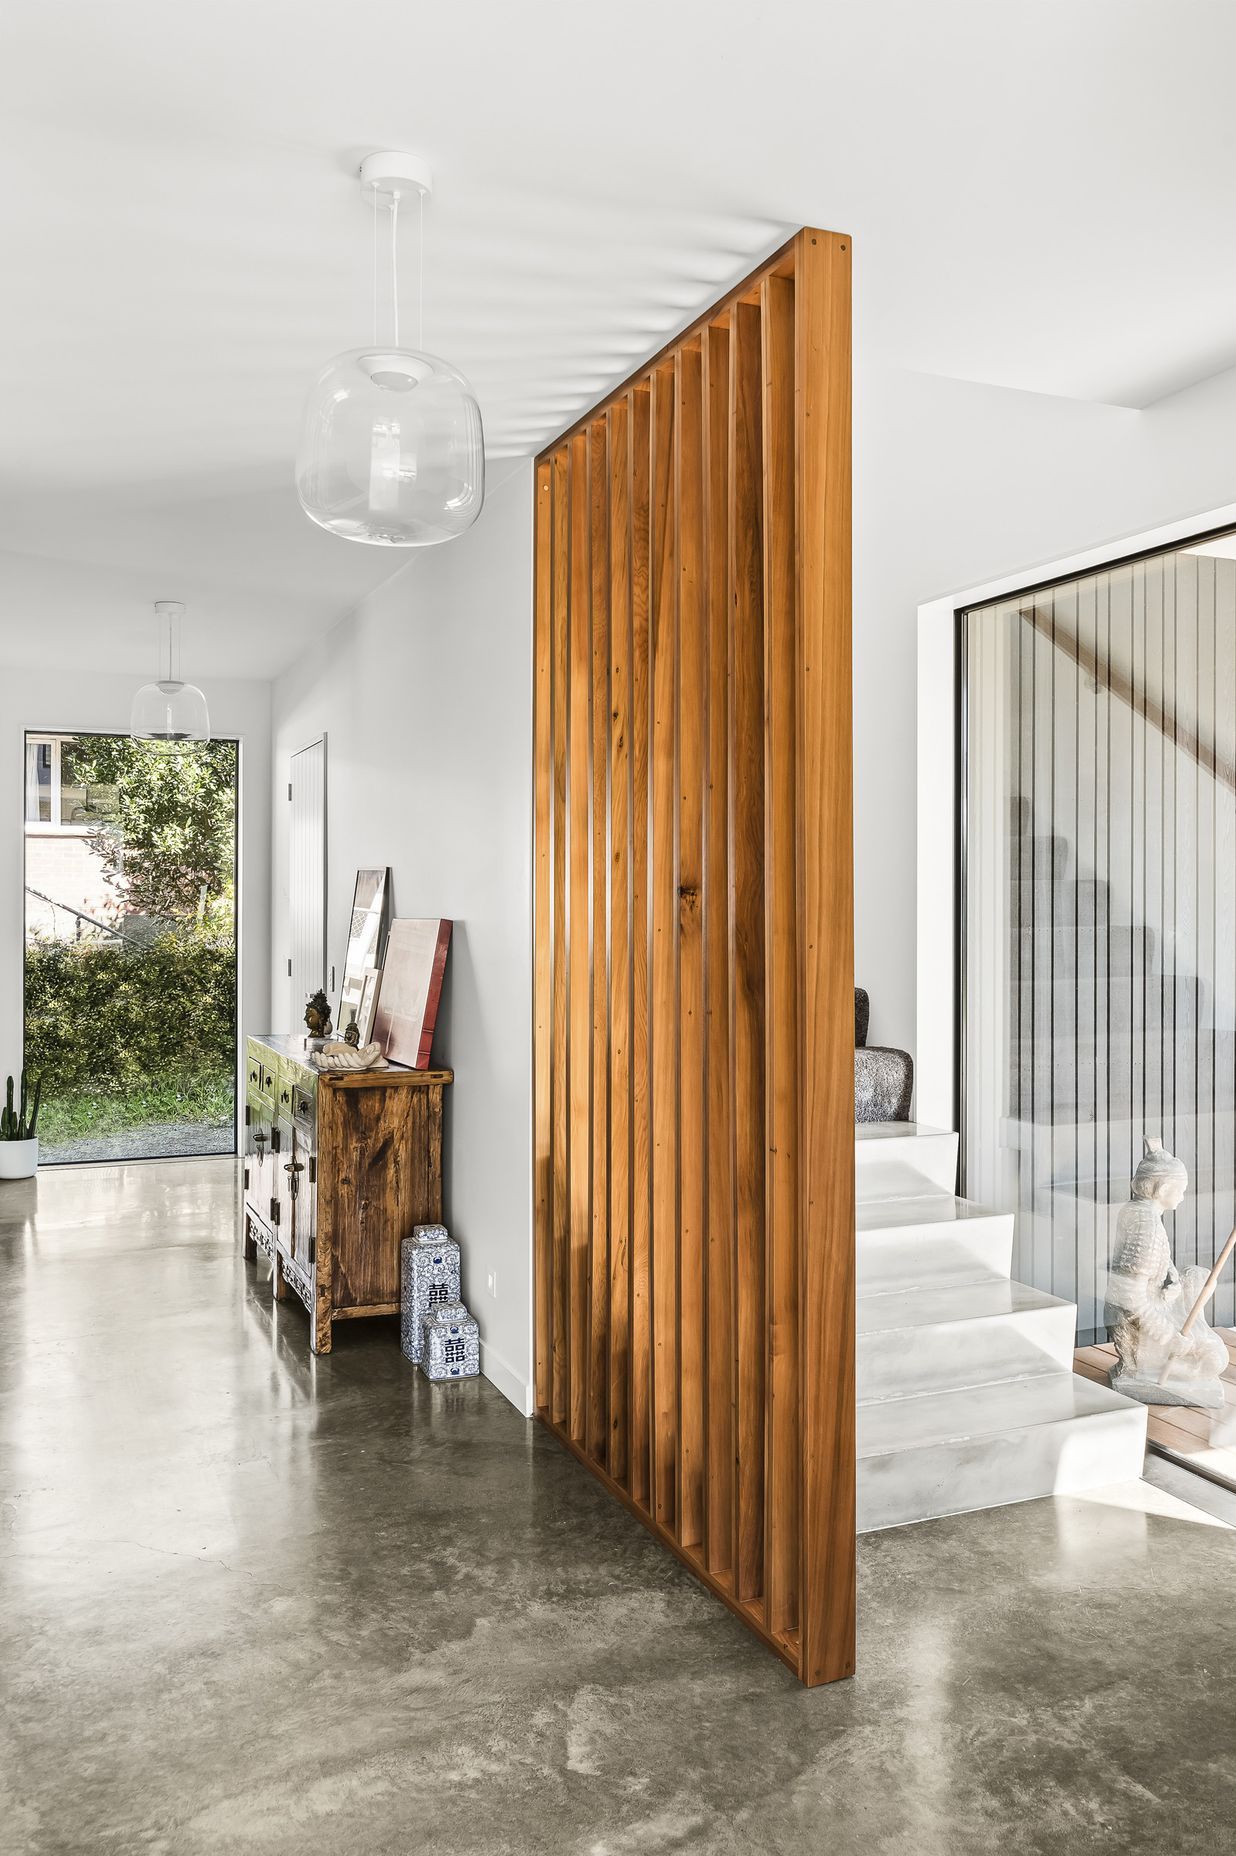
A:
288;782;293;801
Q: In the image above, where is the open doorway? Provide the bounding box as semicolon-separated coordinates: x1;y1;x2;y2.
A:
23;731;239;1165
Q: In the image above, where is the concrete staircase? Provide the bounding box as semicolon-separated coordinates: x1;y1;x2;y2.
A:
856;1121;1148;1531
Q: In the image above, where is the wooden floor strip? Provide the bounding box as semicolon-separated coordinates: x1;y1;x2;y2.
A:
1075;1334;1236;1482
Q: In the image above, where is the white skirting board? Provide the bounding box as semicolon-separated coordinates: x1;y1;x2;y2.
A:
481;1341;535;1417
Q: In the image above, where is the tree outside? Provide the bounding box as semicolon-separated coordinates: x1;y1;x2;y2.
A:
23;734;238;1162
64;735;237;932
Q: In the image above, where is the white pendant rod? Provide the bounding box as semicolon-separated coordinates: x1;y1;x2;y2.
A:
155;601;185;686
390;191;400;349
358;152;433;355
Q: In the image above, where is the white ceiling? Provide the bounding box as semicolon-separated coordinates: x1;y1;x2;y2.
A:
3;0;1236;679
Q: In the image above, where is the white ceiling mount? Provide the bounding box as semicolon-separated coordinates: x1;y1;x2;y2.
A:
154;599;185;617
359;150;433;207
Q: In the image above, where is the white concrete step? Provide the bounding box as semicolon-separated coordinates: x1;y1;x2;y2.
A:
857;1192;1015;1292
857;1372;1148;1531
857;1275;1077;1400
855;1122;958;1198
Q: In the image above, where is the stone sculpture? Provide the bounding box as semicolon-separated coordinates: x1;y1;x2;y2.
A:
1105;1137;1229;1409
309;1040;387;1073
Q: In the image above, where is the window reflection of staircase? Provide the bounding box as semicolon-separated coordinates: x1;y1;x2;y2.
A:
1005;795;1236;1341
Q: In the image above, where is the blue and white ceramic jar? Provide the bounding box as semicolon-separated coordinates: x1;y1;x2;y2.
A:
421;1301;480;1381
400;1225;461;1364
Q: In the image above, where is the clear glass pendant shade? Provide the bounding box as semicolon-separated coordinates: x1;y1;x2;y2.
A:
130;603;210;743
296;347;484;547
130;679;210;742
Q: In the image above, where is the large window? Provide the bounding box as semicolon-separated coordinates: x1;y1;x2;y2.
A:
962;534;1236;1342
23;732;239;1166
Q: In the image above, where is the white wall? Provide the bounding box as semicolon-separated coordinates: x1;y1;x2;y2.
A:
0;665;273;1112
270;463;534;1414
259;349;1236;1404
857;356;1236;1062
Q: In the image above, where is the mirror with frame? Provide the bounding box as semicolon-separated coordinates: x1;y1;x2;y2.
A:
336;868;392;1035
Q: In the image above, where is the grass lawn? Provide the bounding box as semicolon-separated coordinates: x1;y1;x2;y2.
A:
38;1069;235;1143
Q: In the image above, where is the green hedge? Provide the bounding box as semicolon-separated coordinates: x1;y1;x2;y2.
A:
24;935;236;1099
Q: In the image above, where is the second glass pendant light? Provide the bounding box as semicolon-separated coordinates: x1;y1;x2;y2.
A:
130;602;210;744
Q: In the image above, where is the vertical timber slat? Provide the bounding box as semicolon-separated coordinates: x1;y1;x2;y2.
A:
533;231;853;1687
567;432;591;1446
676;341;706;1551
761;270;799;1637
533;460;553;1416
607;399;632;1484
629;385;653;1511
550;448;570;1429
589;418;611;1464
729;295;766;1604
649;360;679;1530
795;230;856;1686
702;318;734;1582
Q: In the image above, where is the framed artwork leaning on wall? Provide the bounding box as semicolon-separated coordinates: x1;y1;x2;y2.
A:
373;918;452;1069
337;867;391;1033
354;965;382;1046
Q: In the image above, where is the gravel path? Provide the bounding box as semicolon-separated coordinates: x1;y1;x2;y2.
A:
41;1121;235;1166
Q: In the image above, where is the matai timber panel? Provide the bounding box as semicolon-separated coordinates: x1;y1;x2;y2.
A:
532;229;855;1686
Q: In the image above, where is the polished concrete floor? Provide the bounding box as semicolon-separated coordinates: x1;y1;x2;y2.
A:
2;1160;1234;1856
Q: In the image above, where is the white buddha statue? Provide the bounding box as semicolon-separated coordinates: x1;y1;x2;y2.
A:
1105;1137;1228;1408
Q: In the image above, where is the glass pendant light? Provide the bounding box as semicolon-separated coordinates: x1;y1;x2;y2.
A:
297;152;485;547
130;601;210;743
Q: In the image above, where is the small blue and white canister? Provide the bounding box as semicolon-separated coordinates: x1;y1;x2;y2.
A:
400;1225;461;1364
421;1301;481;1381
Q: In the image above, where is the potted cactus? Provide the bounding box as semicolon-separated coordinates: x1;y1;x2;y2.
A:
0;1069;42;1180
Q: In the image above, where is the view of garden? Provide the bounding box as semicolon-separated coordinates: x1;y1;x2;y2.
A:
23;734;238;1163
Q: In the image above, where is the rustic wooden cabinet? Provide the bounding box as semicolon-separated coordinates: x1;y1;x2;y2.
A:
241;1033;451;1354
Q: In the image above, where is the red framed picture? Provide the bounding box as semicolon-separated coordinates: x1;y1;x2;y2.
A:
372;918;452;1069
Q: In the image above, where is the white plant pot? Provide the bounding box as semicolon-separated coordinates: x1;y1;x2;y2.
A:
0;1137;38;1180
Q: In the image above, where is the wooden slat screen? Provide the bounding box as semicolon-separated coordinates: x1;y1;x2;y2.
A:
532;229;854;1687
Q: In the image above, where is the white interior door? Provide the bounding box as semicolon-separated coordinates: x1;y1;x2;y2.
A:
289;737;326;1024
